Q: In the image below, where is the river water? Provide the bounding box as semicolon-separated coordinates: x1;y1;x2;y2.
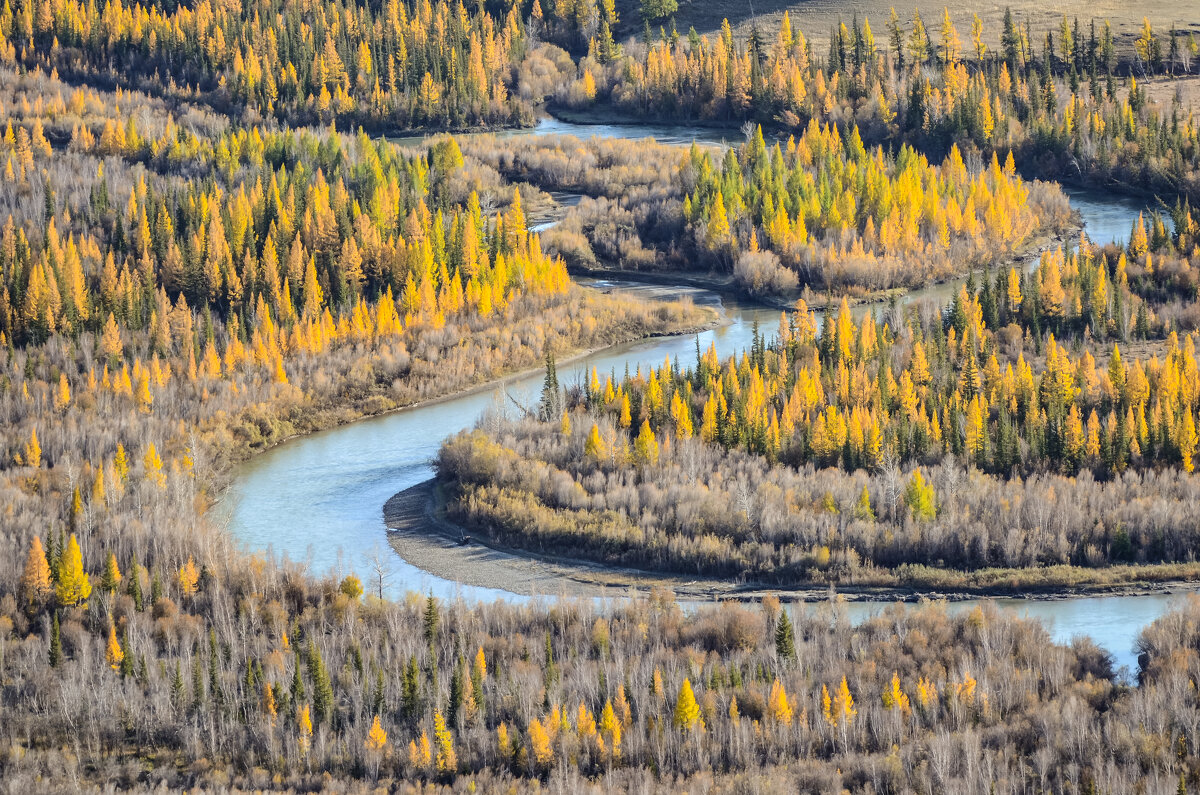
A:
227;118;1188;674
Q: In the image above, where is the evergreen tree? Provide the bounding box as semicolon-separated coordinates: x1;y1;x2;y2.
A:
423;594;439;645
539;346;560;421
99;551;122;594
775;608;796;662
171;661;185;708
448;655;464;728
48;612;62;667
402;655;421;720
308;641;334;724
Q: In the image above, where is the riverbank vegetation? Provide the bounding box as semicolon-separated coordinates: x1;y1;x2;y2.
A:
680;124;1069;292
459;124;1071;297
0;64;711;789
7;541;1200;793
571;12;1200;204
4;0;1200;790
435;210;1200;588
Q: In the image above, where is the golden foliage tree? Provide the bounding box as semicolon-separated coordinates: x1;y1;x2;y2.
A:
20;536;53;606
56;533;92;607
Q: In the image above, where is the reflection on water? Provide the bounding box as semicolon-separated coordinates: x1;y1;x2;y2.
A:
228;118;1193;669
840;594;1185;675
390;116;741;149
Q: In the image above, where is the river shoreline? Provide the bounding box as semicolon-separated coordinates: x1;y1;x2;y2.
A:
570;220;1079;315
209;292;718;488
225;118;1193;669
384;478;1200;604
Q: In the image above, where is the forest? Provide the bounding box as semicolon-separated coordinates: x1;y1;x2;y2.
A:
2;0;1200;791
570;10;1200;202
436;194;1200;586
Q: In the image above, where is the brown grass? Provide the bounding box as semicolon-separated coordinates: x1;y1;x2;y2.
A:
614;0;1199;61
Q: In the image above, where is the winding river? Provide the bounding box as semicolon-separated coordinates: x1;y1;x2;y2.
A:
227;118;1188;673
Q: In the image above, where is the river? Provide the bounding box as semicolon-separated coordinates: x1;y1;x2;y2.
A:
226;117;1188;674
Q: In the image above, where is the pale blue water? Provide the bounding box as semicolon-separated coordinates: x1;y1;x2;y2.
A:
227;118;1192;674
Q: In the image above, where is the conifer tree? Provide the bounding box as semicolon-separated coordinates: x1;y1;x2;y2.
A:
423;594;439;644
634;419;659;466
55;533;91;607
20;536;52;607
767;678;793;724
434;710;456;774
673;678;702;730
106;620;123;670
48;612;62;667
100;551;122;594
471;647;486;713
119;628;134;678
308;641;334;725
127;560;144;611
364;715;388;751
585;424;607;460
402;656;421;719
448;655;465;728
775;608;796;661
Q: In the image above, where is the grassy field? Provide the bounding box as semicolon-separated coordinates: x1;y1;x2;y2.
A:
614;0;1200;61
1140;75;1200;113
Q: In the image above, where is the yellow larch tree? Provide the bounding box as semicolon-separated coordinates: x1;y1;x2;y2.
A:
585;424;607;461
1006;267;1023;313
527;716;553;769
824;676;857;726
298;704;313;758
598;699;621;759
408;730;432;770
23;427;41;467
106;620;124;670
56;533;92;607
673;678;702;731
20;536;53;606
1180;410;1198;473
633;419;659;466
433;710;456;773
178;556;200;596
54;372;70;412
767;678;793;725
143;442;165;488
882;672;911;715
100;311;123;362
365;714;388;751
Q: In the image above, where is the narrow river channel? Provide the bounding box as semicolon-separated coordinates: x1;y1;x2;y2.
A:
226;118;1187;674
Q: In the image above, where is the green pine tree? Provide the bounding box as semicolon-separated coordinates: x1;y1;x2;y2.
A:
171;661;185;707
126;560;143;611
208;629;222;707
48;612;62;667
150;570;162;606
423;594;439;645
402;655;420;720
119;628;134;678
448;655;464;728
308;641;334;724
775;608;796;662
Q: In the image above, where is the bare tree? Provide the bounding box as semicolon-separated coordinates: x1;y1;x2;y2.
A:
879;450;903;520
363;543;395;600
